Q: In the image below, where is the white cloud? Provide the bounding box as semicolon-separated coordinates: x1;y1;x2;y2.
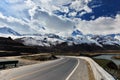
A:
5;0;23;4
0;1;75;35
32;10;75;34
83;6;92;13
61;7;69;13
0;0;119;36
78;11;87;16
0;0;30;20
77;14;120;35
0;12;37;34
0;12;25;24
68;12;77;17
70;0;92;12
25;0;35;8
25;0;37;20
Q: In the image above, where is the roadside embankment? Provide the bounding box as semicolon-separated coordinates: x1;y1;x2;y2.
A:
67;56;115;80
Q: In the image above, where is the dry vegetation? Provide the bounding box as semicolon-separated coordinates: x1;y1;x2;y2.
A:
94;59;120;80
112;55;120;60
21;53;57;61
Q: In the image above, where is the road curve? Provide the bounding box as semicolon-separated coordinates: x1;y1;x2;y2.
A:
0;57;78;80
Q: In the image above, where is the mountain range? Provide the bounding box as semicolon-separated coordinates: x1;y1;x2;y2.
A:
0;0;120;52
0;26;119;48
15;32;120;52
0;26;119;53
0;27;21;36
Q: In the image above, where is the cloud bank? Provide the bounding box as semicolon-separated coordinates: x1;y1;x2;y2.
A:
77;15;120;35
0;0;119;35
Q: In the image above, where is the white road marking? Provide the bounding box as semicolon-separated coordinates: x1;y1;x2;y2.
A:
66;59;79;80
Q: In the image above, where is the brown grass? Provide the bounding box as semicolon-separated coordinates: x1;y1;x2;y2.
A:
21;53;57;61
112;55;120;60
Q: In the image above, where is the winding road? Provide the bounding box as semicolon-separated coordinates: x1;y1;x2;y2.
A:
0;57;115;80
0;57;80;80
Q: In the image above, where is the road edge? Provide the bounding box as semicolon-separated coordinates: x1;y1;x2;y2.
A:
66;59;79;80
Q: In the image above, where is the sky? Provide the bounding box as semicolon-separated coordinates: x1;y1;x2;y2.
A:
0;0;120;36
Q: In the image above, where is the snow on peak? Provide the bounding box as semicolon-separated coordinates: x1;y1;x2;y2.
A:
0;27;21;36
115;34;120;42
72;29;83;36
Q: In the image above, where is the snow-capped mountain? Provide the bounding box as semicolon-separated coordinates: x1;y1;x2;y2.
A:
91;35;120;46
72;29;83;36
115;35;120;41
0;27;21;36
15;34;64;47
15;33;120;50
0;0;120;51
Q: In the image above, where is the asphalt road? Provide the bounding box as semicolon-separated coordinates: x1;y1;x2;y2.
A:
0;57;78;80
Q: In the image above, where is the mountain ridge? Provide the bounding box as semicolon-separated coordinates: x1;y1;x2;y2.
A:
0;27;21;36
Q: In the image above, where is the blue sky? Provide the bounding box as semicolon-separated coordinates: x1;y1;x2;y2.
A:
0;0;30;19
0;0;120;35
